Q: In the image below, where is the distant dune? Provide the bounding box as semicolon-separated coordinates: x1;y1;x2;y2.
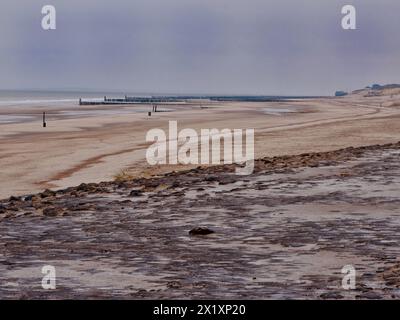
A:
352;83;400;98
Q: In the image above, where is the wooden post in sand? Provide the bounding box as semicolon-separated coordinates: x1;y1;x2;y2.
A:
43;112;47;128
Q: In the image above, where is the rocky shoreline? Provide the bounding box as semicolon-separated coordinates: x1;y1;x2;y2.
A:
1;142;400;299
3;142;399;215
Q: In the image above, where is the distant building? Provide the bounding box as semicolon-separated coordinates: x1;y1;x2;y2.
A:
335;91;348;97
371;84;383;90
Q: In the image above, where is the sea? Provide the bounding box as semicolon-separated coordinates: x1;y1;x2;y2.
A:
0;90;128;107
0;90;321;124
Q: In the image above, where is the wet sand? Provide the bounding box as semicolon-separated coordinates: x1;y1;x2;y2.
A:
1;93;400;199
1;142;400;299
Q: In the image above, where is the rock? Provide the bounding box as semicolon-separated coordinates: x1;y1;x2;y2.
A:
144;181;159;188
9;196;20;202
77;183;95;192
320;292;344;299
31;196;42;209
24;195;34;201
42;207;60;217
170;191;185;197
167;281;182;289
129;190;143;197
356;292;383;300
218;177;235;185
40;189;56;198
70;203;94;211
171;181;180;188
189;227;215;236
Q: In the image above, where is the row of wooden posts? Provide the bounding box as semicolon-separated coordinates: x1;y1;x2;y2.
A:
148;104;159;116
42;104;160;127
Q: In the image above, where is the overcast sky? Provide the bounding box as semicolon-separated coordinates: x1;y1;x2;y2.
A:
0;0;399;95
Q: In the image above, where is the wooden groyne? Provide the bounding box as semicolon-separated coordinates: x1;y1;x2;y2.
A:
79;96;184;106
78;95;328;106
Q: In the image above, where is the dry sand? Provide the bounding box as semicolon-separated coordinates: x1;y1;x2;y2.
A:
1;92;400;199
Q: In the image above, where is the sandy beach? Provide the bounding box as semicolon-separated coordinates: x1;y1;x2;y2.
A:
2;88;400;299
4;0;400;304
1;90;400;200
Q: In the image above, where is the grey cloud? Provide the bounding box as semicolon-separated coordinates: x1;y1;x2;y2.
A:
0;0;399;95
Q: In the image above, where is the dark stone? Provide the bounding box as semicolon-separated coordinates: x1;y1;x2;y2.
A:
24;195;34;201
77;183;88;191
70;203;93;211
320;292;344;299
40;189;56;198
356;292;383;300
143;181;159;189
43;207;59;217
129;190;143;197
77;183;96;192
205;175;218;182
189;227;215;236
171;181;180;188
218;177;236;185
9;196;20;202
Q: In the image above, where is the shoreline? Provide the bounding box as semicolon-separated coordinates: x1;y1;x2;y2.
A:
1;94;400;199
0;140;398;203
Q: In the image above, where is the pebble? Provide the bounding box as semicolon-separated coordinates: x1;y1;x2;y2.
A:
189;227;215;236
